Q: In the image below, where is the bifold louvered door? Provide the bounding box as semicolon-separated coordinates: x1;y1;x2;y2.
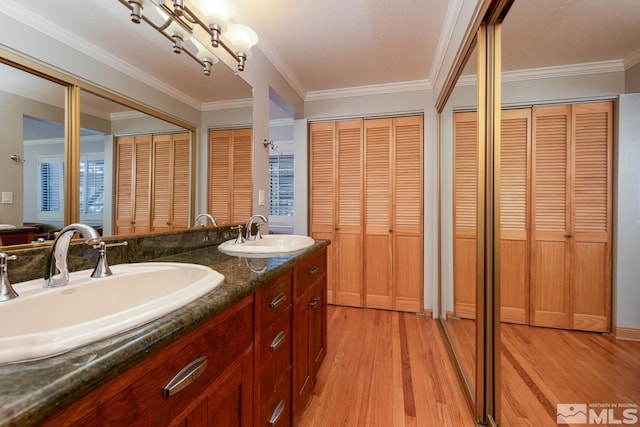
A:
453;102;611;332
310;116;423;312
453;112;478;319
531;102;612;332
115;135;152;234
151;132;190;232
208;128;253;225
500;109;531;324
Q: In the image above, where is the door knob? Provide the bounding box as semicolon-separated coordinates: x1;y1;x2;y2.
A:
565;233;573;238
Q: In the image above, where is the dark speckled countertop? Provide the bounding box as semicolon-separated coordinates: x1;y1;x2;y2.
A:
0;239;329;427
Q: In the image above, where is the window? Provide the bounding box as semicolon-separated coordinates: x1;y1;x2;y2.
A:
37;153;104;221
79;154;104;221
269;153;294;216
38;156;64;219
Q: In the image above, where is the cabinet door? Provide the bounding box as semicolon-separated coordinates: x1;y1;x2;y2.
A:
292;293;310;418
335;120;363;307
151;134;172;231
209;130;232;224
500;109;531;324
132;135;152;233
453;112;478;319
392;116;423;312
364;118;393;309
309;122;336;303
570;102;611;332
309;280;326;381
531;105;571;329
115;136;134;235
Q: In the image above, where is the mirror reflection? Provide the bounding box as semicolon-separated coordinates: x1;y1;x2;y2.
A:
440;41;478;397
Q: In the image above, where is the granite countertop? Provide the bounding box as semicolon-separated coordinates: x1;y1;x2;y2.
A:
0;240;329;427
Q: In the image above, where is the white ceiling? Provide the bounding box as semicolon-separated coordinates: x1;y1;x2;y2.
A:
2;0;640;108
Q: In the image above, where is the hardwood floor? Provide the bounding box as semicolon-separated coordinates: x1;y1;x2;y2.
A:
501;322;640;426
298;306;476;427
299;307;640;426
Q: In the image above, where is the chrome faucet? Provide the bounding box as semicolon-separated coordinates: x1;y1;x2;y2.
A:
195;213;218;227
0;253;18;302
45;223;102;288
245;214;268;241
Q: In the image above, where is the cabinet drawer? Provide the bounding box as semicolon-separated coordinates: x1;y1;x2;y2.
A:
59;298;254;427
256;272;292;331
294;251;326;299
258;313;292;400
259;376;291;427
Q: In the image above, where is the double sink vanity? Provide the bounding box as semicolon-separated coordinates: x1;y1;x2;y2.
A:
0;225;328;426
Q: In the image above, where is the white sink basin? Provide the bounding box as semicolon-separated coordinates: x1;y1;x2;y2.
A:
218;234;315;257
0;262;224;364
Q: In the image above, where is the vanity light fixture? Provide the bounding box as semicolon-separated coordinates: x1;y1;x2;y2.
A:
118;0;258;75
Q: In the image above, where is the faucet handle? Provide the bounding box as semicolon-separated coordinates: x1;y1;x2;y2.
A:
90;241;128;279
0;253;19;302
232;225;245;245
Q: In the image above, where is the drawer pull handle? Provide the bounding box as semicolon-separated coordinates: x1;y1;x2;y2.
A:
309;266;319;275
309;296;321;308
269;331;286;351
269;399;286;426
270;292;287;309
163;356;208;398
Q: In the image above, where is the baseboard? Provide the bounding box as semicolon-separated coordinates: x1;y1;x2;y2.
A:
613;327;640;341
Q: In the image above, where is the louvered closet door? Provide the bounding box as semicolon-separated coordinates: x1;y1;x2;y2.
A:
209;130;231;224
170;132;190;230
500;109;531;324
393;116;423;312
364;118;393;309
115;136;134;235
334;120;364;307
453;112;478;319
132;135;152;233
570;102;611;332
309;122;336;303
151;134;172;231
231;129;253;223
531;105;571;329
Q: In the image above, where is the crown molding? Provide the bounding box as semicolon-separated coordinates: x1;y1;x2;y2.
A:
428;0;465;85
269;118;295;128
110;110;149;121
201;98;253;111
305;80;432;102
625;48;640;70
24;134;105;146
1;1;202;110
455;59;626;87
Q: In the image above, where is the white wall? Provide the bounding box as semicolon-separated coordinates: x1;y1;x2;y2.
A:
613;93;640;330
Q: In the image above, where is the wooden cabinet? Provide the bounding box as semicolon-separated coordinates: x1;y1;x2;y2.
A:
42;296;254;427
209;128;253;225
115;134;152;234
310;117;423;312
292;249;327;423
115;132;190;235
452;102;612;332
151;132;190;232
254;272;293;427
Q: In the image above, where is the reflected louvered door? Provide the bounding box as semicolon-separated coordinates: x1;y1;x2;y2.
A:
500;109;531;324
309;122;336;303
392;116;423;312
115;137;134;234
231;129;253;223
170;132;190;230
364;118;393;309
453;112;478;319
531;105;571;329
132;135;152;233
570;102;611;332
334;120;363;307
151;134;172;232
209;130;231;224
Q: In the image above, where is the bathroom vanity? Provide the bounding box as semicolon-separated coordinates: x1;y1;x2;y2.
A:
0;229;328;427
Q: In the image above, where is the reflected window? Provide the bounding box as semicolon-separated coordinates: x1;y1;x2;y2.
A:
269;153;294;216
38;156;64;219
79;154;105;219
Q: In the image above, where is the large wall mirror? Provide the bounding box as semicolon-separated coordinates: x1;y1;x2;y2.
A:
0;58;253;249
